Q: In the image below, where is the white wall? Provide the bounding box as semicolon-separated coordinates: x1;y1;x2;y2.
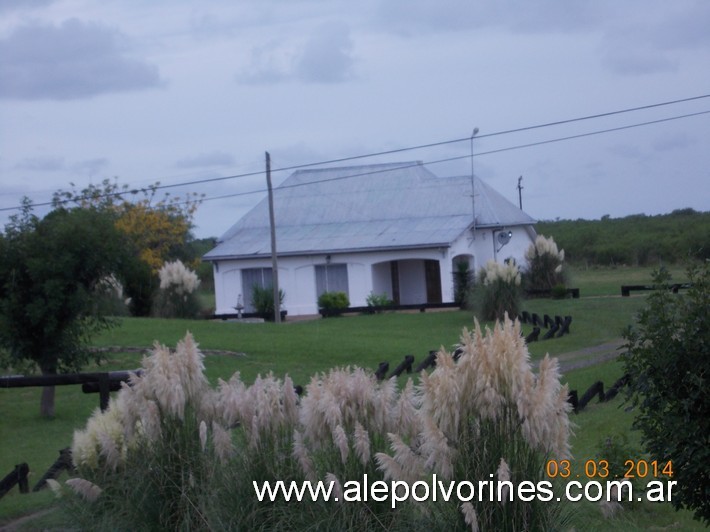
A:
210;225;536;316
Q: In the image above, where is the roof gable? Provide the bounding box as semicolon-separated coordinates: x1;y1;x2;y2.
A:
205;162;535;259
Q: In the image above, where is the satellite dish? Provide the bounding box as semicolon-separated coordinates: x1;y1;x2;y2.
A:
497;231;512;246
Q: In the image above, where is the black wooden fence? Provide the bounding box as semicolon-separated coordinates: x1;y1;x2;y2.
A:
0;370;139;499
0;369;140;412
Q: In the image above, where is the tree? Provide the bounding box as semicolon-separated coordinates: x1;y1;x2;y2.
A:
53;179;204;315
0;204;128;417
621;262;710;524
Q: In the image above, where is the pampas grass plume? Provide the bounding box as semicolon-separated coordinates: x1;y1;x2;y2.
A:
461;502;479;532
66;478;102;502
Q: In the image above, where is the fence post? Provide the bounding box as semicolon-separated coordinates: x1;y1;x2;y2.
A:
32;448;72;492
0;463;30;499
97;373;110;411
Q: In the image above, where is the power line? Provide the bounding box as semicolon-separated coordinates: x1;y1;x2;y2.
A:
187;108;710;206
2;93;709;213
472;93;710;140
475;109;710;157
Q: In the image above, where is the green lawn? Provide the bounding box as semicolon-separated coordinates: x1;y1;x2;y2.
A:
0;266;704;529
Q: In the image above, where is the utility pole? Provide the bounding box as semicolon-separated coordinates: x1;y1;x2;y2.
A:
266;151;281;323
470;127;479;239
517;176;523;210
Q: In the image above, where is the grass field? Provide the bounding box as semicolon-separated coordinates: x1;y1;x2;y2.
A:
0;266;704;530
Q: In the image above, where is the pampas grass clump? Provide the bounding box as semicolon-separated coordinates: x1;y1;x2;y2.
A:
152;259;201;318
376;314;570;530
523;234;567;292
69;316;570;531
469;260;523;321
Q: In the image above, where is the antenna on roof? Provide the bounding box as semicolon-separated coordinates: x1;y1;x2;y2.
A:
470;127;479;239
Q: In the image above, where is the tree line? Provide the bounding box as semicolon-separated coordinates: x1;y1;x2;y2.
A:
535;208;710;266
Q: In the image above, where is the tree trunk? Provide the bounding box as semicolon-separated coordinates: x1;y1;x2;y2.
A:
40;384;56;418
39;365;57;418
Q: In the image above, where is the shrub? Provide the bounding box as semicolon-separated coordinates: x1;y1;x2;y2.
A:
468;259;522;321
523;234;567;293
365;291;393;313
318;291;350;316
622;262;710;525
92;275;131;317
66;317;571;530
152;259;201;318
551;283;568;300
453;259;473;306
250;284;285;321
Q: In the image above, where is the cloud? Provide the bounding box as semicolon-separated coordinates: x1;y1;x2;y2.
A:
598;1;710;76
15;155;66;171
0;0;53;13
175;151;236;169
601;48;678;76
238;21;355;84
239;39;295;84
0;18;165;100
373;0;608;36
649;0;710;50
652;132;695;152
608;144;645;160
14;156;110;175
297;21;354;83
72;157;110;176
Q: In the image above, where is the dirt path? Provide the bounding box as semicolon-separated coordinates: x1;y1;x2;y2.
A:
92;346;246;357
551;338;626;373
0;508;55;532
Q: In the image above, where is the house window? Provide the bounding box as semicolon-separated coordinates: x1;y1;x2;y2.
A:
242;267;273;312
315;264;349;297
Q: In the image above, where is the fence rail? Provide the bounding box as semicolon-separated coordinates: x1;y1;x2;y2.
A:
621;283;692;297
0;370;140;411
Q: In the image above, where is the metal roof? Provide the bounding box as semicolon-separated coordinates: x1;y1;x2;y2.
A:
204;162;535;260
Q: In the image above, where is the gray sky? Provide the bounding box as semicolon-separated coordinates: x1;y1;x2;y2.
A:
1;0;709;239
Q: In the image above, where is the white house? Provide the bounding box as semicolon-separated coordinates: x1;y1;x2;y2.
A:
204;162;537;317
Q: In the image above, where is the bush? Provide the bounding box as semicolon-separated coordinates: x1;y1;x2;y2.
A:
551;283;568;300
523;234;567;293
66;317;571;530
468;259;522;322
92;275;131;317
453;259;473;306
250;284;285;321
621;262;710;525
151;259;201;319
365;291;393;313
318;291;350;317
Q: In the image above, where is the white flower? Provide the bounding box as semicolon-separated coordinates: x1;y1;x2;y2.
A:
480;259;521;286
525;235;565;263
65;478;102;502
158;259;200;295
